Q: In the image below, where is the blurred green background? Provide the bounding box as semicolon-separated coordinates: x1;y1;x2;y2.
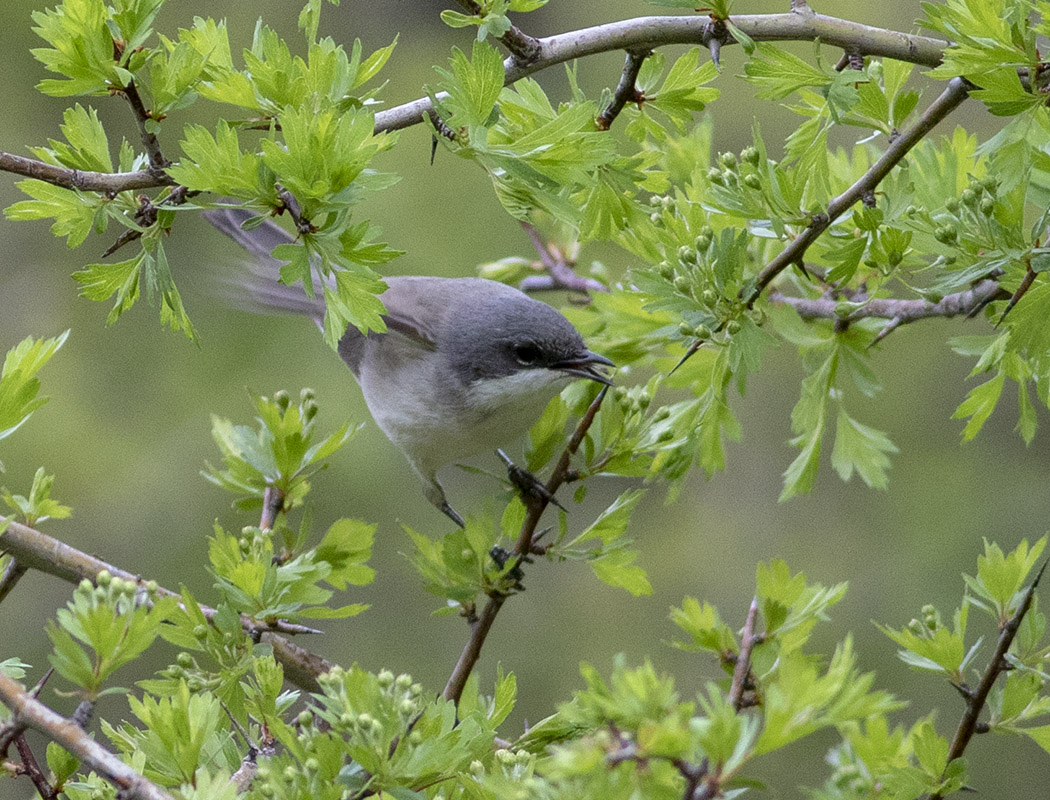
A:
2;0;1049;797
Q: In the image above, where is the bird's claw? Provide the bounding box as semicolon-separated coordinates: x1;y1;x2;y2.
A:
495;449;566;513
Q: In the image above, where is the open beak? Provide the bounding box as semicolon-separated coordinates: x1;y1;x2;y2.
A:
553;350;615;386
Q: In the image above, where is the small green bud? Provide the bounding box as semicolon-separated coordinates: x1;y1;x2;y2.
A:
658;429;674;442
661;196;674;210
297;710;313;727
695;233;712;251
238;537;250;552
303;402;319;422
960;189;977;207
707;167;724;185
193;624;209;640
283;766;298;781
274;390;290;410
340;712;356;728
887;250;903;267
934;226;957;244
742;145;760;165
496;748;514;764
357;713;374;729
908;618;925;636
868;60;884;81
726;320;741;335
678;322;693;337
659;263;675;280
399;698;415;715
638;393;652;409
699;225;715;238
304;758;319;772
377;669;394;688
145;580;158;594
409;730;423;745
395;673;413;690
176;652;194;668
300;388;315;404
649;194;663;206
677;245;696;264
945;198;959;213
410;683;423;697
743;173;761;190
980;197;995;215
719;151;738;169
650;212;662;225
701;288;717;305
187;677;204;692
981;176;998;194
96;569;112;587
694;325;712;340
905;205;918;216
943;254;957;265
673;277;693;296
78;578;94;593
863;258;879;269
721;169;737;186
654;407;671;421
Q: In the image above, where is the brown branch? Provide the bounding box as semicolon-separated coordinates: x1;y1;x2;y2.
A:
747;77;972;304
276;186;315;236
0;558;28;605
0;152;173;193
596;50;650;131
928;557;1049;800
0;518;332;691
518;221;607;295
15;734;58;800
770;279;1007;330
120;80;169;171
260;486;286;532
0;674;174;800
728;597;761;712
452;0;542;63
442;387;609;704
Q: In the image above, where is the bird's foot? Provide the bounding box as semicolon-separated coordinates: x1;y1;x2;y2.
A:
495;449;566;513
440;501;466;529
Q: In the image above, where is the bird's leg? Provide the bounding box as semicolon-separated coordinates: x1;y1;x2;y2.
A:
495;449;566;513
418;468;465;528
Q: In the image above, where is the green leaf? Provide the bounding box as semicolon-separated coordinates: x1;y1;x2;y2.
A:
314;518;376;589
0;331;69;443
1;467;72;526
830;407;898;489
591;547;652;596
31;0;121;96
5;179;103;248
744;42;829;100
74;254;143;325
435;40;505;129
952;372;1005;441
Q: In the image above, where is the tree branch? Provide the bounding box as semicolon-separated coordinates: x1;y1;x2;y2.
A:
770;279;1006;331
0;14;947;195
120;80;169;171
373;13;946;133
442;387;608;704
0;518;333;692
518;221;608;295
928;558;1050;800
596;50;650;131
728;597;761;712
0;151;174;193
747;77;971;304
15;734;57;800
452;0;542;63
0;558;28;605
0;674;175;800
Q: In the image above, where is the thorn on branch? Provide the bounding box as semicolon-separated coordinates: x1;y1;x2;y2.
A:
701;18;730;71
275;187;316;236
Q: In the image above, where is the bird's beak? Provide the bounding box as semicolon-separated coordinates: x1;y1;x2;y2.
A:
553;350;615;386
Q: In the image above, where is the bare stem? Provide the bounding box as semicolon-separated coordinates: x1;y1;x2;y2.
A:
442;388;609;704
518;221;607;295
596;50;650;131
121;80;169;171
0;151;174;193
748;77;971;304
928;558;1049;800
0;674;175;800
728;597;761;712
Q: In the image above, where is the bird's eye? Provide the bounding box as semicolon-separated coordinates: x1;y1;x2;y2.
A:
513;343;542;365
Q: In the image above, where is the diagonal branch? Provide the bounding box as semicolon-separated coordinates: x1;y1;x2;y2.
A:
0;674;174;800
452;0;542;63
518;221;608;294
442;387;608;704
746;77;972;305
728;597;761;712
596;50;650;131
120;80;169;171
928;557;1050;800
0;518;332;692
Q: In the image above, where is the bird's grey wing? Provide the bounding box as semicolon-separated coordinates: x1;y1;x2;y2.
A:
203;207;292;266
375;277;446;351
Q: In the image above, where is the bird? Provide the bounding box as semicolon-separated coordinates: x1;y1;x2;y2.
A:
205;208;614;526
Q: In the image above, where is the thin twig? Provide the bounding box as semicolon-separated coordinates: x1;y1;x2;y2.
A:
15;734;57;800
928;557;1050;800
442;388;609;704
0;674;175;800
747;78;971;305
0;152;173;193
596;50;650;130
518;222;607;295
276;186;315;236
0;558;28;605
452;0;542;63
0;518;331;692
728;597;761;712
260;486;286;532
995;261;1036;327
120;80;168;171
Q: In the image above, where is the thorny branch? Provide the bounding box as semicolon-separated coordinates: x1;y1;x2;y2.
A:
0;517;332;693
442;387;608;704
0;13;948;195
728;597;761;712
927;557;1050;800
0;674;175;800
747;77;972;304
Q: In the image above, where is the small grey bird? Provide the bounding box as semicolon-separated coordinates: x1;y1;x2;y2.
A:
205;208;614;526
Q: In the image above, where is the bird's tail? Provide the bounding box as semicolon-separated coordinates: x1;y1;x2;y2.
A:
203;207;325;326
